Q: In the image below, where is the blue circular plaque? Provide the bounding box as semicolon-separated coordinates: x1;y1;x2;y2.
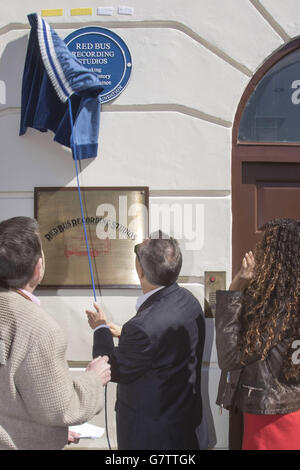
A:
64;27;132;103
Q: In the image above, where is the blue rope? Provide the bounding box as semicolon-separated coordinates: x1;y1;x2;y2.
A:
68;98;97;302
68;99;113;453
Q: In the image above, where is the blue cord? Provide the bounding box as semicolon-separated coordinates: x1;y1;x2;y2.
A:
68;98;112;451
68;98;97;302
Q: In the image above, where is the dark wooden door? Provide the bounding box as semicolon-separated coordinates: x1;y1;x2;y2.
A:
232;153;300;276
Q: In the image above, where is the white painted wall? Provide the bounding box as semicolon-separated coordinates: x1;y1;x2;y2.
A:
0;0;296;450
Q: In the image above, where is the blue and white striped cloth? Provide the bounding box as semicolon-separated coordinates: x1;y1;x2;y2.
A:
20;13;103;159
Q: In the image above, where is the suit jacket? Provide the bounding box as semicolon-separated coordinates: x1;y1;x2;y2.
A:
0;289;104;450
93;283;205;450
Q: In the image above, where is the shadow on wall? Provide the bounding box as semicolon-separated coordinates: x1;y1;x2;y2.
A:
0;34;28;110
0;34;95;193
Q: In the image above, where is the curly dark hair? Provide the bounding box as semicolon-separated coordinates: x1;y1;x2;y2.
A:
240;217;300;384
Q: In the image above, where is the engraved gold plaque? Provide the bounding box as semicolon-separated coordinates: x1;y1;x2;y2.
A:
34;187;149;288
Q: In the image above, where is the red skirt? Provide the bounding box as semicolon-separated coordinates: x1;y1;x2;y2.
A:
243;410;300;450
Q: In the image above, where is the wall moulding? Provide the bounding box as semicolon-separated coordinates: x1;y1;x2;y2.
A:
0;20;252;77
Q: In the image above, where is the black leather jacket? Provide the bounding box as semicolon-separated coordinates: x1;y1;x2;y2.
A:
215;290;300;415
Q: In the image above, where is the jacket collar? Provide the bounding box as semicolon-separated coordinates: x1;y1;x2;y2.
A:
136;283;179;314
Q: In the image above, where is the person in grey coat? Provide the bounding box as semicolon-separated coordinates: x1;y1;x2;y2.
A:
0;216;110;450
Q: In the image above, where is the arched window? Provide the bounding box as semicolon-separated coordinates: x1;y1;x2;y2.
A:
239;48;300;142
232;39;300;279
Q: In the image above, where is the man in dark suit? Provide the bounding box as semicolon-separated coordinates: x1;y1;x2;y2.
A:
86;233;205;450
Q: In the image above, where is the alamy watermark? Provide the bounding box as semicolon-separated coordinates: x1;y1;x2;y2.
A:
291;340;300;365
94;196;205;251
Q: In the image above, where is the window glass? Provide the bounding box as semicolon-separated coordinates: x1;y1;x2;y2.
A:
239;49;300;142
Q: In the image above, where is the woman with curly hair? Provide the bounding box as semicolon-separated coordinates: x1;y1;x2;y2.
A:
216;218;300;450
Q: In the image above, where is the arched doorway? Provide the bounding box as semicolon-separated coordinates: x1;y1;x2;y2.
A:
231;38;300;449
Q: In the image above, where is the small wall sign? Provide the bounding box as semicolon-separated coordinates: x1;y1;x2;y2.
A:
64;27;132;103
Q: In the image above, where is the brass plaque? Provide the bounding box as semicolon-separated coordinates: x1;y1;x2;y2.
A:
34;187;149;288
204;271;226;317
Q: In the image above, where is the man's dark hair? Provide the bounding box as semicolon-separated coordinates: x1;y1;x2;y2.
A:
136;231;182;286
0;217;42;289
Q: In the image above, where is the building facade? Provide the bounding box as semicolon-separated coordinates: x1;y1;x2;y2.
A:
1;0;300;450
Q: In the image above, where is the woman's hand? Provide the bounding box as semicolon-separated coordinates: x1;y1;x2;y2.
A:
239;251;255;281
230;251;255;291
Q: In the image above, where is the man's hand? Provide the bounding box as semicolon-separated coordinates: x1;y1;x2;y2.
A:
86;355;111;386
68;431;81;445
86;302;107;329
229;251;255;291
108;322;122;338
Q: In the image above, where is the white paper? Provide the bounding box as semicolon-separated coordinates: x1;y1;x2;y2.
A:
69;423;105;439
97;7;114;16
118;6;134;15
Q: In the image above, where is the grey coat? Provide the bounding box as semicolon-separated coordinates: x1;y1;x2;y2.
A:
0;289;104;450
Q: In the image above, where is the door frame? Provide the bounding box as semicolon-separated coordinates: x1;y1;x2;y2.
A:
230;37;300;450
